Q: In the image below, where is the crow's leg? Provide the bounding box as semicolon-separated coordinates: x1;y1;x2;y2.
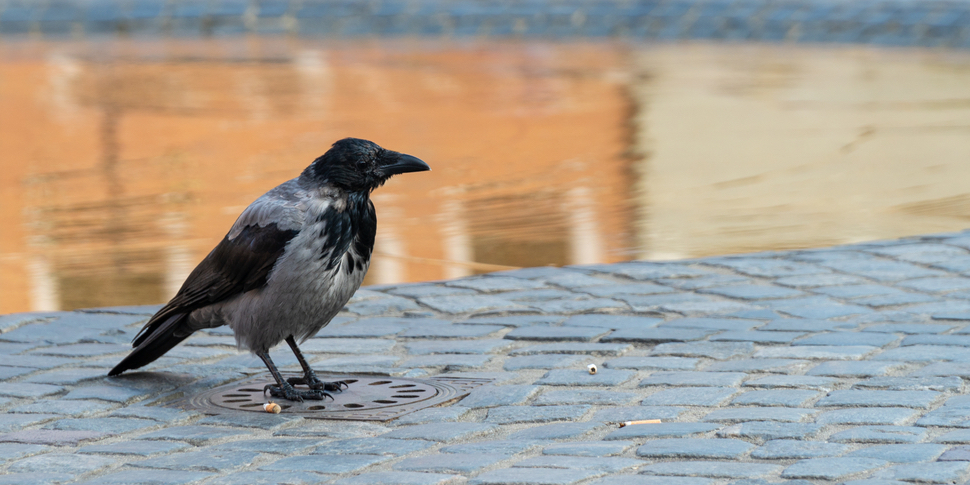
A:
257;350;331;402
284;336;348;392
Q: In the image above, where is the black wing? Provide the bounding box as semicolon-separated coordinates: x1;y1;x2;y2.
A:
134;222;299;345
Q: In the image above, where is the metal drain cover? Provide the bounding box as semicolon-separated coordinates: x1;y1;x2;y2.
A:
168;374;492;421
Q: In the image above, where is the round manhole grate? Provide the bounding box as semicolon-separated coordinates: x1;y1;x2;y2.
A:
170;374;491;421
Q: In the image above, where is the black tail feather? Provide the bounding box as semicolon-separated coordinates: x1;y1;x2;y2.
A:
108;314;190;376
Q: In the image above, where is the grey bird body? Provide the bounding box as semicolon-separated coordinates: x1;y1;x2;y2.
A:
110;138;429;401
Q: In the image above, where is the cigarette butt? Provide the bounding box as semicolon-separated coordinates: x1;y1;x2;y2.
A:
587;364;598;375
619;419;661;427
264;402;281;414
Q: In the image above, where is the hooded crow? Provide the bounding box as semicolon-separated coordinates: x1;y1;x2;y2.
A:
109;138;430;401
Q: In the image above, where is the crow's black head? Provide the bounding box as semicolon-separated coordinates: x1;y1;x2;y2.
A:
303;138;430;192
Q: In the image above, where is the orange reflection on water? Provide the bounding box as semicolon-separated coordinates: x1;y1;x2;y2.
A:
0;39;634;313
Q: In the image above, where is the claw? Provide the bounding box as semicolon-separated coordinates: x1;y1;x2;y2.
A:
263;382;332;402
286;376;348;393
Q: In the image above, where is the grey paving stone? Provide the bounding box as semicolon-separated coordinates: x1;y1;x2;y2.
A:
209;471;332;485
486;405;590;424
44;417;158;434
730;389;820;407
782;457;888;480
399;324;504;339
641;387;738;406
382;422;496;441
938;445;970;459
195;412;304;431
130;450;260;472
440;440;544;455
712;331;805;344
602;328;717;343
0;383;63;398
661;318;764;331
301;338;396;354
605;357;699;371
312;437;434;456
705;359;809;373
636;438;753;459
504;355;586;371
897;277;970;293
311;355;401;373
448;276;547;292
209;438;318;455
864;323;956;334
10;399;115;417
260;454;391;474
751;440;851;459
754;345;876;360
75;470;216;484
744;375;838;390
605;423;720;440
22;368;108;385
323;322;404;338
459;385;538;408
0;366;34;380
78;440;192;457
62;385;147;403
855;293;941;307
658;274;750;290
108;406;199;423
505;325;609;341
640;371;747;388
0;473;74;485
563;315;662;330
0;413;56;432
334;471;464;485
536;369;635;386
816;408;920;425
346;295;422;315
591;478;715;485
400;354;491;370
699;285;805;300
817;390;942;409
591;406;687;424
794;332;899;347
875;345;970;362
530;298;628;314
759;319;858;331
0;429;105;445
935;431;970;443
26;343;125;357
510;343;632;356
650;342;754;359
136;426;250;445
811;285;910;299
543;441;634;456
717;422;824;441
393;453;508;473
470;468;601;485
0;443;47;463
462;316;564;327
535;389;638;406
8;453;114;474
854;376;964;392
847;444;947;463
388;285;479;298
507;422;601;440
870;462;970;483
405;339;511;355
639;461;782;479
910;362;970;377
703;408;816;423
514;455;644;472
807;361;908;378
916;406;970;427
417;295;521;314
829;426;928;444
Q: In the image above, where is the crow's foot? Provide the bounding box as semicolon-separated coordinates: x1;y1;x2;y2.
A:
263;382;333;402
286;375;348;392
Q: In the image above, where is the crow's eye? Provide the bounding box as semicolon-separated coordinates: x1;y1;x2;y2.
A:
356;160;368;169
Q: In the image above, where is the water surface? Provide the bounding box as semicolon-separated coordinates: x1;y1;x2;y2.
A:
2;38;969;313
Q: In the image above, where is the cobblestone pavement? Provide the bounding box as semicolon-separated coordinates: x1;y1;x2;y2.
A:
7;232;970;484
1;0;969;48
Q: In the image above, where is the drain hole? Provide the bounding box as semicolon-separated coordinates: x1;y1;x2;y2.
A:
239;403;263;408
373;400;397;404
343;379;359;384
392;394;420;398
280;405;291;410
223;398;251;403
407;389;427;392
389;384;415;388
368;381;393;386
224;393;250;397
307;405;326;410
237;388;263;392
343;403;364;408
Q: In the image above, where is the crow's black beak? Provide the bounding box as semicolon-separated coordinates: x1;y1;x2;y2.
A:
380;152;431;175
